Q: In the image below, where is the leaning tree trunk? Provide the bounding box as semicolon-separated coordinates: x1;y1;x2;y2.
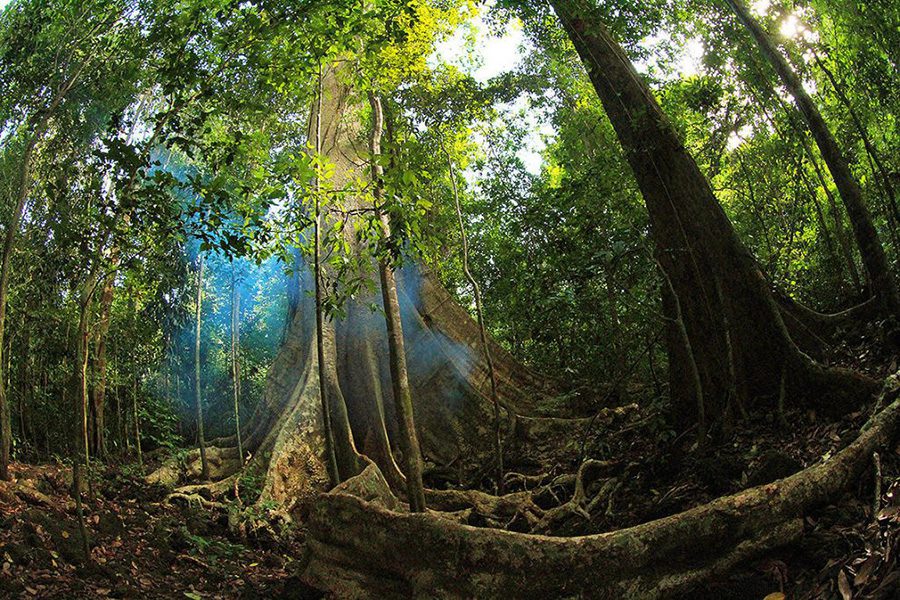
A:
549;0;878;431
813;53;899;225
0;69;85;480
749;86;863;293
0;133;41;480
724;0;900;319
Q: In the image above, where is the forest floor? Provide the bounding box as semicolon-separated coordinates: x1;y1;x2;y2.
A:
2;408;897;599
509;319;900;598
0;461;322;599
1;329;899;598
571;400;900;599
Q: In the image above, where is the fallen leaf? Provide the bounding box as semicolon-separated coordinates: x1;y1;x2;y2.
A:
838;569;852;600
61;531;70;539
763;593;785;600
876;506;900;521
854;555;878;586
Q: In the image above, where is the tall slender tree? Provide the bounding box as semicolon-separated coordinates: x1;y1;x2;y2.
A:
230;263;244;464
723;0;899;319
440;137;504;493
368;93;426;512
91;273;115;458
194;254;209;480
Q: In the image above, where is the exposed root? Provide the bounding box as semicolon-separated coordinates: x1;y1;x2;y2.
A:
503;470;554;491
778;291;878;331
304;377;900;598
532;459;617;533
165;492;228;511
173;474;240;499
513;405;637;441
426;487;544;530
146;446;242;487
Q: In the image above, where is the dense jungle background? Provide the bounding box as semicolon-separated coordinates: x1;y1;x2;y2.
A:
0;0;899;597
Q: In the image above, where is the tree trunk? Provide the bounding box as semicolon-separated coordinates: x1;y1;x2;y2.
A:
369;93;427;512
0;135;36;481
440;137;505;493
147;63;557;513
17;322;31;455
114;358;122;452
313;64;342;488
0;68;85;479
194;255;209;480
813;52;900;231
798;156;846;291
549;0;878;430
749;84;862;291
725;0;899;318
231;265;244;464
91;274;115;459
68;271;101;546
133;366;142;472
75;279;96;472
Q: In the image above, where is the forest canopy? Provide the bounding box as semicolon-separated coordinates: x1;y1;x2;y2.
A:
0;0;898;597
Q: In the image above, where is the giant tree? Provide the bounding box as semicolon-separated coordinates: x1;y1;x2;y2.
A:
145;0;552;507
546;0;877;432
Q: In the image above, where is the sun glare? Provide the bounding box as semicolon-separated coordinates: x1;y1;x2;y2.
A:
780;14;801;39
726;124;753;151
751;0;771;17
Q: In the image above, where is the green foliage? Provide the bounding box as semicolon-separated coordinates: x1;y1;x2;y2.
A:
236;467;267;505
0;0;897;461
177;525;244;564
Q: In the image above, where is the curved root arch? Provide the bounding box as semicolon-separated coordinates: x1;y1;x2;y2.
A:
305;379;900;598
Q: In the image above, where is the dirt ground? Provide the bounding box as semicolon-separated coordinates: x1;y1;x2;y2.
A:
0;461;322;599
